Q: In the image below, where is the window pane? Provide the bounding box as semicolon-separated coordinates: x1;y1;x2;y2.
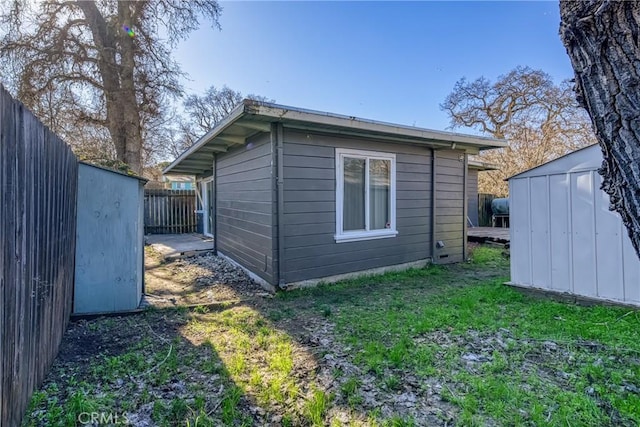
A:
369;159;390;230
343;157;365;231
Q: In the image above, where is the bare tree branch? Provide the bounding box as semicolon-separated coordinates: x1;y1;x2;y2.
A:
0;0;222;174
441;66;596;196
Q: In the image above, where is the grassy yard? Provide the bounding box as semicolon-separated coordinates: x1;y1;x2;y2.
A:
24;246;640;426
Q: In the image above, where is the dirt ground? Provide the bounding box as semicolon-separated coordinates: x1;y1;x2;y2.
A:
144;246;271;307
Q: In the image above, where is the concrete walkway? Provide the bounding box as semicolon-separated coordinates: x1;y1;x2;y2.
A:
146;233;214;259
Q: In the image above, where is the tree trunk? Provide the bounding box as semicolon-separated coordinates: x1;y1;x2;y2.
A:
559;0;640;258
76;0;143;174
117;1;143;174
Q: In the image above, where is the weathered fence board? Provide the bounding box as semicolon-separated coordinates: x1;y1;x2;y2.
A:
0;86;78;427
144;189;197;234
478;193;496;227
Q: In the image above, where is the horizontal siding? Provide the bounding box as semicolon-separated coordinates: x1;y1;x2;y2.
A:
286;231;431;255
438;182;466;192
282;130;432;283
215;167;269;184
285;212;334;225
434;150;465;264
217;177;272;192
437;223;464;233
216;133;275;283
286;241;430;270
436;191;463;200
284;222;335;237
285;190;334;202
218;189;272;202
217;209;272;227
217;200;274;214
437;174;464;184
283;179;334;191
283;155;334;169
285;252;429;283
217;229;272;262
284;167;333;180
284;201;335;214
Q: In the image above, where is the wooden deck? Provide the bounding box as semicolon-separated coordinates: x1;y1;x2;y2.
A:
467;227;510;244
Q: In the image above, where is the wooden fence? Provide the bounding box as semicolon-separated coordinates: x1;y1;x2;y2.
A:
0;86;78;426
478;193;497;227
144;189;197;234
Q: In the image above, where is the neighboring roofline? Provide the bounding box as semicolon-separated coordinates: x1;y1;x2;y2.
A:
506;144;599;180
164;99;507;175
163;175;195;181
79;161;148;182
468;159;499;171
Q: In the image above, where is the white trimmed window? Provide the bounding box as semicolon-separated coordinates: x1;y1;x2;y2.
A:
335;148;397;243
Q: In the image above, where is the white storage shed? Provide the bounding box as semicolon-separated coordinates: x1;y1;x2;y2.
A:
508;144;640;306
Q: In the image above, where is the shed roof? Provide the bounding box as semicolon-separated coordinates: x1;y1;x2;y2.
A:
507;144;601;180
79;161;148;183
164;100;507;175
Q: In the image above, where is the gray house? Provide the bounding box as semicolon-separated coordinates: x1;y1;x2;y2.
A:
164;101;505;289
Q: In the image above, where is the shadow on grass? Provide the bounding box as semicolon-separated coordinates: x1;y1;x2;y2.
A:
23;307;267;426
30;242;640;426
24;258;500;426
38;246;634;426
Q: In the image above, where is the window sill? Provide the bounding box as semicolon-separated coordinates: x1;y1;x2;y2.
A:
334;230;398;243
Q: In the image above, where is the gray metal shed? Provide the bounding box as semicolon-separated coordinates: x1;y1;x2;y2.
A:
508;145;640;306
74;162;146;314
164;100;506;289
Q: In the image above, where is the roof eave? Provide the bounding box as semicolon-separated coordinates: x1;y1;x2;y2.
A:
250;102;507;151
162;102;248;175
164;100;507;176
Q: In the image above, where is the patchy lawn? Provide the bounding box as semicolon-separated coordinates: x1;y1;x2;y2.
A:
23;246;640;426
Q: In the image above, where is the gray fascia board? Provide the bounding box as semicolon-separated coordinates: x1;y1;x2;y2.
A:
165;100;507;175
468;160;499;171
247;101;507;150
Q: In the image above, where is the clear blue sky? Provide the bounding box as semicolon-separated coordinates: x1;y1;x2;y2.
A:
174;1;572;132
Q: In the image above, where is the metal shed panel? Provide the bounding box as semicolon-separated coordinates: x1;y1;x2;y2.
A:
510;178;531;286
530;176;550;288
570;171;598;297
594;173;624;300
622;228;640;303
548;174;571;292
74;164;145;314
